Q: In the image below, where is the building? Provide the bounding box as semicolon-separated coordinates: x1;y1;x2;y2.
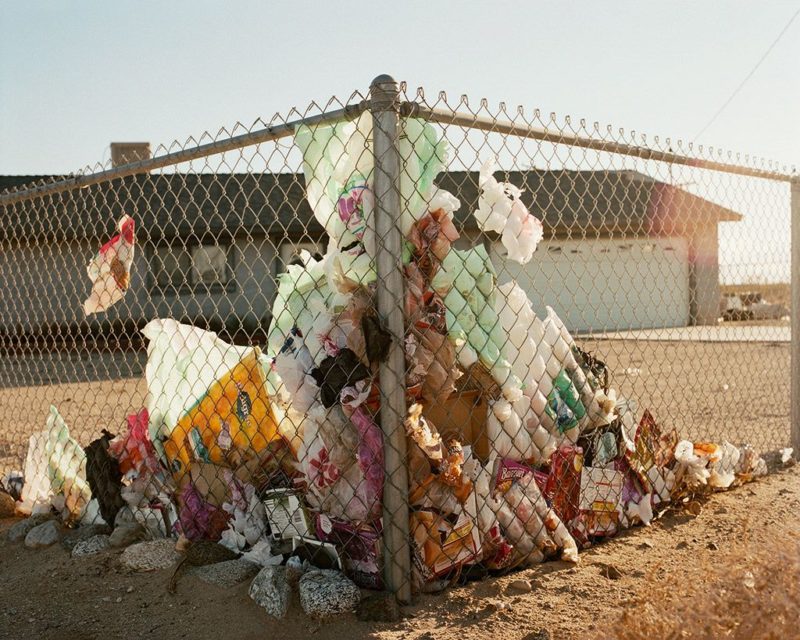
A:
0;158;741;336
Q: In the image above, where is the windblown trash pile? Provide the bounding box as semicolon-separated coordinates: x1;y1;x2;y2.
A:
2;113;790;617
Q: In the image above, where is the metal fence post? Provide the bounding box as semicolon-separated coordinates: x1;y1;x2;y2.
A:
370;74;412;602
792;178;800;452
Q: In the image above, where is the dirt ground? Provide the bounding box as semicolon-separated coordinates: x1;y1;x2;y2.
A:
0;335;790;475
1;465;797;640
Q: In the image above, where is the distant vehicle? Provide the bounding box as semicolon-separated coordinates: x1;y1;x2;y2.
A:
720;291;789;321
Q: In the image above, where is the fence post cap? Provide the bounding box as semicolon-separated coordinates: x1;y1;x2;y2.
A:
371;75;399;111
371;74;397;88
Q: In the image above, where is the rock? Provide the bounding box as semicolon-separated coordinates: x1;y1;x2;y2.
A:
285;555;306;587
0;491;15;517
507;579;532;593
72;534;111;558
685;501;702;516
460;563;489;583
483;601;508;614
249;565;291;618
7;514;51;543
120;540;180;572
523;630;552;640
598;563;623;580
109;522;147;548
637;538;655;549
114;506;167;539
676;541;689;550
24;520;62;548
61;524;111;552
356;592;401;622
184;540;238;567
191;558;260;588
299;569;361;618
706;541;719;551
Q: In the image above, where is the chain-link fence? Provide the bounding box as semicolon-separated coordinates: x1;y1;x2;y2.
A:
0;75;796;603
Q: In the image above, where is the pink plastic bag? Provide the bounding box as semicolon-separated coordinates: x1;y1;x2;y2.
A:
178;481;230;541
350;406;384;511
108;408;160;477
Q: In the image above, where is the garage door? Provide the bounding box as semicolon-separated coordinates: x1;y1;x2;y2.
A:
490;237;690;332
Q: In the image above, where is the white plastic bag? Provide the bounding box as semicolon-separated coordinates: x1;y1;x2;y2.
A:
708;441;741;489
17;431;50;515
18;406;93;521
473;158;543;265
674;440;712;488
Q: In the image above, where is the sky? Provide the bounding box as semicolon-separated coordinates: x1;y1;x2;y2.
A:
2;1;798;174
1;1;798;281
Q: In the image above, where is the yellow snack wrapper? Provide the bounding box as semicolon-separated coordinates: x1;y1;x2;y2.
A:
165;349;279;484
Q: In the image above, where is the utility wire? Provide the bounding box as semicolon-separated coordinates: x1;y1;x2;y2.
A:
694;6;800;142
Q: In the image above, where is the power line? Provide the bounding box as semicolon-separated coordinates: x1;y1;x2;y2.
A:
694;6;800;142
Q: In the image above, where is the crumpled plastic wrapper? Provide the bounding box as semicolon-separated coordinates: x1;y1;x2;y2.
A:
108;408;161;479
274;329;319;414
268;250;333;364
83;214;135;315
407;190;461;279
406;327;459;405
405;403;444;494
163;349;280;486
708;441;740;489
178;480;230;542
493;458;579;563
219;474;268;552
299;405;382;523
464;457;514;570
674;440;715;489
143;319;262;459
673;439;762;494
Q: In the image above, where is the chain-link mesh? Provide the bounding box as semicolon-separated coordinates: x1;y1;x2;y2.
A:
0;76;794;603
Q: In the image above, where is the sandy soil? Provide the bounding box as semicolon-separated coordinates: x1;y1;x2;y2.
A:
0;465;797;640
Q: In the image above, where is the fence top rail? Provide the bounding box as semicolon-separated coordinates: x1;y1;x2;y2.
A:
403;102;796;184
1;84;796;208
0;102;368;207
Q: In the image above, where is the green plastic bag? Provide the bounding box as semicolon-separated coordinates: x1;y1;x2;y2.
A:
294;112;448;245
433;246;521;393
545;370;587;433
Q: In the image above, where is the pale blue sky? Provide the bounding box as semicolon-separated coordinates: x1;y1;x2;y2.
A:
1;1;798;174
1;1;797;283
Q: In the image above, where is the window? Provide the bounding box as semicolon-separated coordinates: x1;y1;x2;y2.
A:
192;245;230;285
152;243;233;292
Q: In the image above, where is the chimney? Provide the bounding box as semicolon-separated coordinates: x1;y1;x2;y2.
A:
110;142;151;167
